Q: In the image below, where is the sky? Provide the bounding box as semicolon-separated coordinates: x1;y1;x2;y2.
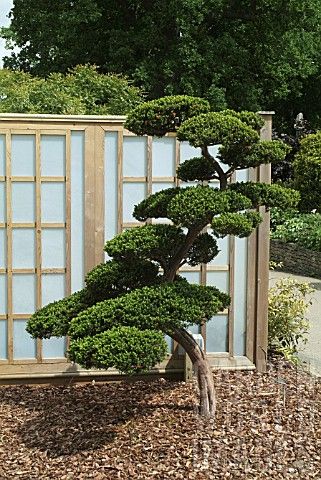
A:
0;0;13;66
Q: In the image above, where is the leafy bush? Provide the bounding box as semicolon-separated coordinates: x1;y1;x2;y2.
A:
271;209;321;251
293;132;321;212
268;278;313;363
0;65;143;115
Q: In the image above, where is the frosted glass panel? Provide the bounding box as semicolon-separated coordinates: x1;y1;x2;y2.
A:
0;320;7;359
180;142;201;162
12;274;36;314
0;135;5;176
42;229;65;268
71;131;85;291
206;315;228;352
152;182;175;194
0;275;6;314
11;135;35;176
180;271;200;284
234;237;248;355
13;320;36;359
0;229;6;268
123;137;147;177
0;183;5;222
206;271;229;293
236;168;249;182
42;274;65;306
188;324;201;334
12;229;36;269
105;132;118;242
43;337;66;358
41;183;65;223
209;234;229;265
152;137;176;177
41;135;66;176
165;335;173;354
12;183;35;223
123;183;146;222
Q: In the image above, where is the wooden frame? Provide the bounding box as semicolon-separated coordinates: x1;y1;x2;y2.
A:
0;113;272;380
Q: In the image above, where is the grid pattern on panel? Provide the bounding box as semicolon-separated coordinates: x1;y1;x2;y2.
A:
117;132;233;355
0;130;71;364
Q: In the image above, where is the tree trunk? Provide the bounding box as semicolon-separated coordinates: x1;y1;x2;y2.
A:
172;328;216;417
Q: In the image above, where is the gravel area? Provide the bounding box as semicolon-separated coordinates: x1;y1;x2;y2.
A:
0;359;320;479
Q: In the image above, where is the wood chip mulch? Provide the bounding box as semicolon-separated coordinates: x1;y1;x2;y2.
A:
0;359;320;479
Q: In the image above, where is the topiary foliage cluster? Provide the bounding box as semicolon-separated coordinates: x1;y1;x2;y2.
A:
27;96;298;416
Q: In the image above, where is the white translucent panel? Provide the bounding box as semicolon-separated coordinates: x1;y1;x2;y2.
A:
180;141;201;162
206;315;229;352
42;337;66;359
13;320;36;359
0;182;5;223
12;229;36;269
0;275;7;314
152;182;175;194
42;229;65;268
180;270;200;284
208;180;220;188
41;183;66;223
12;274;36;314
12;183;35;223
188;324;201;335
209;234;229;265
233;237;248;355
123;183;146;222
42;274;65;306
152;137;176;177
123;136;147;177
105;132;118;242
206;271;229;294
0;229;6;268
208;144;229;172
11;135;35;176
71;132;85;291
165;335;173;354
0;135;5;176
0;320;7;359
236;168;249;182
41;135;66;176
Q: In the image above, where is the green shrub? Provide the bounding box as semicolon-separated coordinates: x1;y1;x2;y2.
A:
0;65;143;115
271;211;321;251
125;95;210;136
293;132;321;212
268;278;313;363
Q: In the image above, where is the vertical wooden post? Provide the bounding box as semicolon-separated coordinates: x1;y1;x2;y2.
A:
84;126;105;274
255;112;274;372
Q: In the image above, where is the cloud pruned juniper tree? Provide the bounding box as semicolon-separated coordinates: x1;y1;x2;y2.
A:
26;96;299;417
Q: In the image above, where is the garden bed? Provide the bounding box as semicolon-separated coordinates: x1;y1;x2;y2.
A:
270;240;321;279
0;359;320;479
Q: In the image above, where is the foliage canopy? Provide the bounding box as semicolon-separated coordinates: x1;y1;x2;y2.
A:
3;0;321;127
0;65;143;115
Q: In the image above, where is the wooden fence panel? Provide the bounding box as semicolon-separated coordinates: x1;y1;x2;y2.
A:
0;113;272;380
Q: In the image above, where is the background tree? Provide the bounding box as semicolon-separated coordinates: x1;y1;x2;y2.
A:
0;65;143;114
26;96;299;417
2;0;321;128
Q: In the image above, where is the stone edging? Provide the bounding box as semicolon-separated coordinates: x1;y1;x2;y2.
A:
270;240;321;279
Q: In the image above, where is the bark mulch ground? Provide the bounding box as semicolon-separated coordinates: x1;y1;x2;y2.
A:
0;359;320;479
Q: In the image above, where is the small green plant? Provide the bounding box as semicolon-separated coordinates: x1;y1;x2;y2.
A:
268;278;314;363
271;209;321;252
293;132;321;212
